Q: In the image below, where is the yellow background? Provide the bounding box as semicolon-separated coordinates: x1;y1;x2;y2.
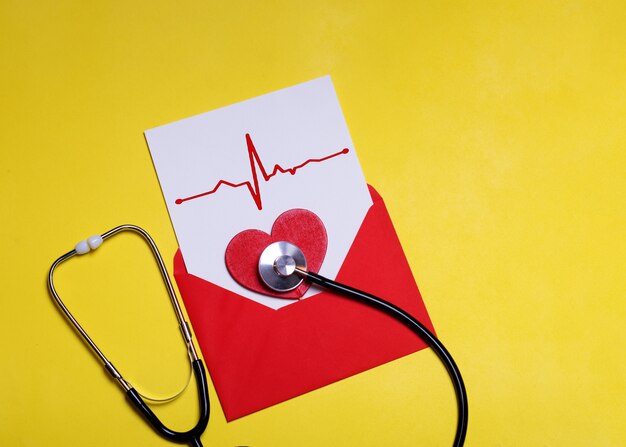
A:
1;1;624;445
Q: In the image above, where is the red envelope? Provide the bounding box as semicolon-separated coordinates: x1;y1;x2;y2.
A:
174;185;435;421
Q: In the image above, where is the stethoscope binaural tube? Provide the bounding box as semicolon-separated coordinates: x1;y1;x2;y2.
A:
259;241;469;447
48;225;210;447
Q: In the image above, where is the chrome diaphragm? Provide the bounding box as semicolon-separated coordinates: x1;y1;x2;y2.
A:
258;241;307;292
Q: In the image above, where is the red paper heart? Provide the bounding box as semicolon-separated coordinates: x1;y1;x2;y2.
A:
225;209;328;299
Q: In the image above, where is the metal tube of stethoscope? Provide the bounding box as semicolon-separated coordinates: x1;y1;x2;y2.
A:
48;225;202;389
48;249;134;392
48;225;210;446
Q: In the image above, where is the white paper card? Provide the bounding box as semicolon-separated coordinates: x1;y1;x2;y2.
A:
145;76;372;309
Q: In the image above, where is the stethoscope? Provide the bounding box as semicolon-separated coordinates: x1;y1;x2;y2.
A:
49;225;468;447
48;225;209;447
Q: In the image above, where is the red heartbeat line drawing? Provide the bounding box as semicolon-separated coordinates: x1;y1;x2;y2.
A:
175;133;350;210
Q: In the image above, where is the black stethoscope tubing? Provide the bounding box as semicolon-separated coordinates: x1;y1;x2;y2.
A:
299;269;468;447
260;239;468;446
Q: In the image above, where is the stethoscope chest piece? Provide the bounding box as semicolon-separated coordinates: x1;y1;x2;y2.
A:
258;241;307;292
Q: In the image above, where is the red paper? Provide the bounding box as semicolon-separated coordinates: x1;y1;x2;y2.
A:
174;185;435;421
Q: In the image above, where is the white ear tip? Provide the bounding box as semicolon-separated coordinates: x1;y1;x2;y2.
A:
75;240;90;254
87;235;103;250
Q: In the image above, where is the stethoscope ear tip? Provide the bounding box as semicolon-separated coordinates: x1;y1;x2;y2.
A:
258;241;307;292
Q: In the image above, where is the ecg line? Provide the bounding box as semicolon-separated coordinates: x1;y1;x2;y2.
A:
175;133;350;209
